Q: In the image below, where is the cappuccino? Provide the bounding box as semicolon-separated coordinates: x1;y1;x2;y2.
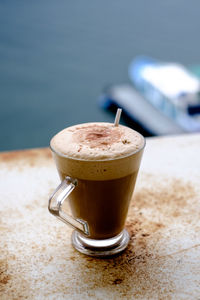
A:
50;123;145;239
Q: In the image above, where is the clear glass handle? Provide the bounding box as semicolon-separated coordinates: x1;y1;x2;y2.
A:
48;176;89;235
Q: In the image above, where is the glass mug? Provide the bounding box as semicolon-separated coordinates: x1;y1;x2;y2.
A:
48;126;145;257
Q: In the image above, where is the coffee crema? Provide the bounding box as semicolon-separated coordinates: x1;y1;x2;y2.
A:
51;122;144;161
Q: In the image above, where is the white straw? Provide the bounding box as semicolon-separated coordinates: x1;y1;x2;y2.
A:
114;108;122;126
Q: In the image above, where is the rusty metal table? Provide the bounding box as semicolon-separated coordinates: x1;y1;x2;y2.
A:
1;134;200;299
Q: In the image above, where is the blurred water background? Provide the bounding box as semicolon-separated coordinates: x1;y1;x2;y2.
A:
1;0;200;151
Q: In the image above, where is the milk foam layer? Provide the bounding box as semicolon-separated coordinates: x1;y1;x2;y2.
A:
51;122;144;161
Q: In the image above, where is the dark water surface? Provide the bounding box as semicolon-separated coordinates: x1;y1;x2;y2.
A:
1;0;200;151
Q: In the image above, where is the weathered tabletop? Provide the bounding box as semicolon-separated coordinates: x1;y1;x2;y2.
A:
0;134;200;299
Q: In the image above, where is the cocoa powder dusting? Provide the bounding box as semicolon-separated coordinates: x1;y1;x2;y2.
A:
0;148;51;168
132;176;196;222
0;259;11;292
73;125;122;148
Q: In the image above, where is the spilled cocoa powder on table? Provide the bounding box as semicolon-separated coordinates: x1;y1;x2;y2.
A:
0;168;199;299
124;173;197;258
